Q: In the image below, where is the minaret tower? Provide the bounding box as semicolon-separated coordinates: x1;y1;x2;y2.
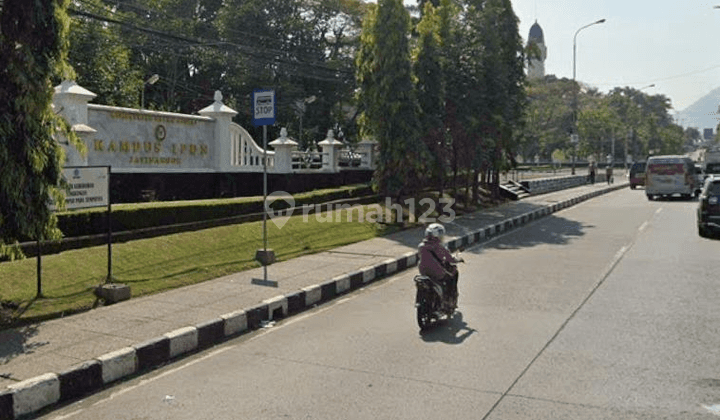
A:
527;21;547;80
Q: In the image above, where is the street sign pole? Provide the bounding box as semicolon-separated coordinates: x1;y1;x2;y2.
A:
262;124;269;283
107;166;113;283
36;239;43;298
251;89;278;288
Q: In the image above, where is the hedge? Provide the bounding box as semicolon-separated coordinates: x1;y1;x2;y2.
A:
56;184;374;238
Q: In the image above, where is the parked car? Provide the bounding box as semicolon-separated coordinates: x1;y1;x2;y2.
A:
697;175;720;238
628;161;646;189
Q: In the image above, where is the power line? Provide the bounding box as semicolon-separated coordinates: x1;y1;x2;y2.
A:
593;64;720;88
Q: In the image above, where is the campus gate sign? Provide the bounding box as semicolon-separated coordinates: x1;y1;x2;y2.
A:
86;106;215;172
54;81;240;174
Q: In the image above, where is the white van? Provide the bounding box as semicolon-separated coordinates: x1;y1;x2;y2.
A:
645;155;696;200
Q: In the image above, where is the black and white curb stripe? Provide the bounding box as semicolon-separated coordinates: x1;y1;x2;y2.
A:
0;183;625;420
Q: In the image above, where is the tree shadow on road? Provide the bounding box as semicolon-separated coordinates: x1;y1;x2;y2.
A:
419;311;476;344
468;214;592;253
379;199;595;256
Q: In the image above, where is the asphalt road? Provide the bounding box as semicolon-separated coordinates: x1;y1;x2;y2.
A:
40;188;720;420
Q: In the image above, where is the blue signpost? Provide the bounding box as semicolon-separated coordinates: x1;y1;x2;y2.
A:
252;89;276;127
251;89;278;287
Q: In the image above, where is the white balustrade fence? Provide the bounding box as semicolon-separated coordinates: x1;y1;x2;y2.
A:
54;80;377;175
230;123;274;172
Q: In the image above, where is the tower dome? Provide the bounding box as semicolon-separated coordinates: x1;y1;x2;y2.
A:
526;21;547;80
529;22;544;44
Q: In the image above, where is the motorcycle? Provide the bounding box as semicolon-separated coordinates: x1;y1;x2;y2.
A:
414;252;463;331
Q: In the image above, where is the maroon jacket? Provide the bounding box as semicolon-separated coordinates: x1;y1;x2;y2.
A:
418;236;456;281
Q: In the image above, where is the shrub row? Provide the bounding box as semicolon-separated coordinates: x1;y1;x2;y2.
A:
56;184;374;238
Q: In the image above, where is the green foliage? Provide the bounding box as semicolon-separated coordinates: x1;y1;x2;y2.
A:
522;80;688;166
413;1;447;192
1;202;384;324
356;0;427;198
659;124;685;155
520;77;575;160
55;184;373;237
63;0;366;139
0;0;78;259
578;101;618;159
68;0;142;107
436;0;525;196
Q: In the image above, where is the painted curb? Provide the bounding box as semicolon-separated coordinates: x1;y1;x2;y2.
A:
96;347;136;385
8;373;59;419
0;182;626;420
165;327;199;359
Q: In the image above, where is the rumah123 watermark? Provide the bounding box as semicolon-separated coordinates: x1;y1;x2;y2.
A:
264;191;455;228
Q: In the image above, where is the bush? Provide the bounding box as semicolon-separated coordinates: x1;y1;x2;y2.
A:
56;184;374;237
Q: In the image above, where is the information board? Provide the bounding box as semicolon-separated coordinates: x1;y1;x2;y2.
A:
51;166;110;211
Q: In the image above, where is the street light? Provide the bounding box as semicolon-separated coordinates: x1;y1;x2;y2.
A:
571;18;606;175
294;95;317;148
141;74;159;110
639;84;655;91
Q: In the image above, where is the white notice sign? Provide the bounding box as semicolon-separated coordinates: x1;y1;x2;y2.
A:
51;166;110;211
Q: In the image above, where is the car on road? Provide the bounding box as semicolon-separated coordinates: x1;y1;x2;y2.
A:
697;175;720;238
629;161;646;189
705;162;720;180
645;155;695;200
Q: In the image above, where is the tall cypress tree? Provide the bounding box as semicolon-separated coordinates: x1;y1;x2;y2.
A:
356;0;427;199
414;1;447;195
0;0;77;259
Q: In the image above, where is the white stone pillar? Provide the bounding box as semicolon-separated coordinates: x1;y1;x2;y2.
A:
318;129;344;173
268;128;298;174
356;138;378;170
53;80;97;166
198;91;238;172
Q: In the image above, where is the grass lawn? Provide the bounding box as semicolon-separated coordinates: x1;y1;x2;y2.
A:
0;204;402;326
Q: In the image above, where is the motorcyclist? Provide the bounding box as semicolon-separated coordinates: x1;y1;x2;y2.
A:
418;223;462;307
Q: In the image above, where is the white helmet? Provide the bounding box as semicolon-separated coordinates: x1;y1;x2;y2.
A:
425;223;445;238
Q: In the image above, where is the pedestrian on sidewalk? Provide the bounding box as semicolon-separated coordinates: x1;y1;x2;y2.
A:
606;165;613;185
588;161;596;185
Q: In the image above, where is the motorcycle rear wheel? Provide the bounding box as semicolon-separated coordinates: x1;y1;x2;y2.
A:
416;288;433;331
417;302;432;331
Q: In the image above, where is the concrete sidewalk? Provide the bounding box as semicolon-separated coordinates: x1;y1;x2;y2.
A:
0;180;627;419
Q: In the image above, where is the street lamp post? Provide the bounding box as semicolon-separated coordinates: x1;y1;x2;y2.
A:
572;18;606;175
141;74;159;110
294;95;317;149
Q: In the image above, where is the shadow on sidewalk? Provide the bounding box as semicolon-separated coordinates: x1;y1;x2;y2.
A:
0;323;45;378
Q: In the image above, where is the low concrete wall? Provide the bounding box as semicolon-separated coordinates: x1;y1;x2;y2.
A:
522;173;612;195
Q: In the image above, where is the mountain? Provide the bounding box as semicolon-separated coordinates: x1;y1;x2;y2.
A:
676;86;720;131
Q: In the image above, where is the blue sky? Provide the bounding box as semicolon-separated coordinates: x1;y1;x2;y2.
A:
402;0;720;118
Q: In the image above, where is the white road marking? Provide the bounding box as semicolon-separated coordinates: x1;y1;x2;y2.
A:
703;404;720;416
